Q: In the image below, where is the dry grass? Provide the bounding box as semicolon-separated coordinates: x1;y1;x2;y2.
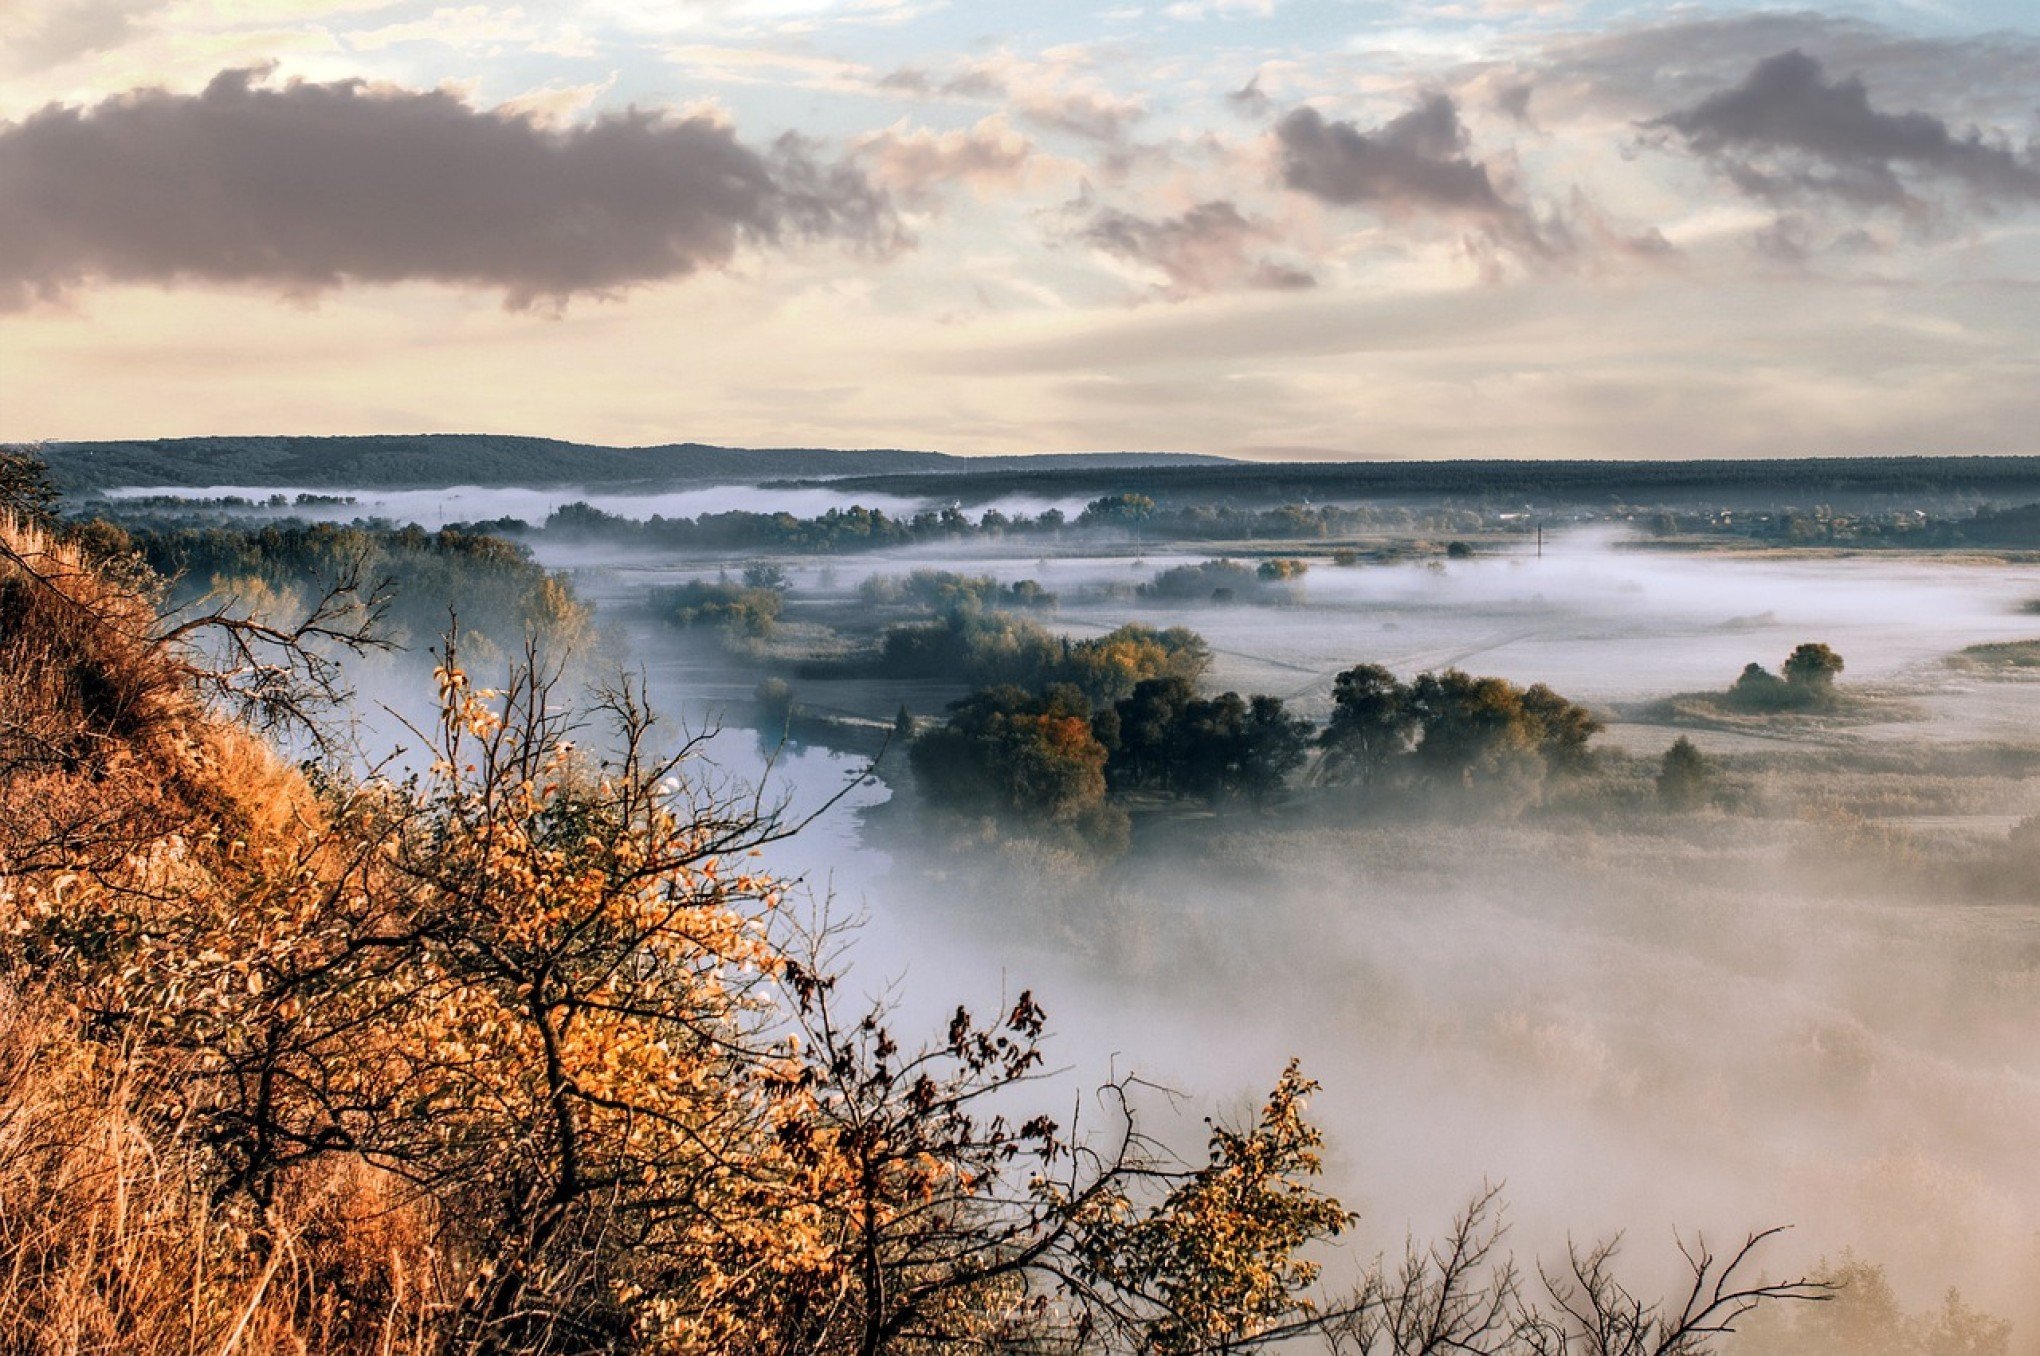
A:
0;992;444;1356
0;516;310;881
0;519;440;1355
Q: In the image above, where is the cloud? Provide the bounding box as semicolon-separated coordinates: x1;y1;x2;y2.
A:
855;115;1039;206
1649;49;2040;214
0;0;163;73
1274;95;1547;252
0;66;897;310
1491;79;1534;125
1226;73;1271;119
879;52;1145;144
1511;12;2040;130
1072;198;1314;297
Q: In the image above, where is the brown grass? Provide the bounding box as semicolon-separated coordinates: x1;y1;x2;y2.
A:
0;516;310;881
0;519;438;1355
0;991;444;1356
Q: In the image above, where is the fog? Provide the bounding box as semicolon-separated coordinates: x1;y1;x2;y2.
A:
482;524;2040;1335
210;501;2040;1340
99;482;1093;524
551;530;2040;740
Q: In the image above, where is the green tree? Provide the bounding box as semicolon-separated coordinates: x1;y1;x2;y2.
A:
742;560;791;592
0;448;58;524
1657;736;1711;810
1106;675;1197;790
1078;492;1158;528
1783;641;1844;693
1319;664;1415;787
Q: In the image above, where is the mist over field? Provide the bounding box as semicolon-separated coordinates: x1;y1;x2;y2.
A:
32;451;2040;1353
353;507;2040;1333
563;519;2040;1321
13;0;2040;1343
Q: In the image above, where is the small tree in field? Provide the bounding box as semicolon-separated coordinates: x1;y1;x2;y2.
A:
1658;736;1712;810
1782;642;1844;695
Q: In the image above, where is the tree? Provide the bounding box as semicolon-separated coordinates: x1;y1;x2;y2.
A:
653;578;783;635
1783;642;1844;693
757;675;796;722
909;684;1123;843
1728;645;1843;713
1103;681;1312;804
1074;1062;1354;1353
1079;493;1158;528
1106;675;1198;790
1319;664;1415;787
1521;681;1604;774
1233;695;1315;804
742;560;792;592
0;447;58;524
1658;736;1711;810
1732;661;1788;706
1407;669;1545;792
1402;669;1603;796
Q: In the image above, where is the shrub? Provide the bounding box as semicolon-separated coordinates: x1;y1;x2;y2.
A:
871;612;1209;703
652;578;783;635
1658;736;1712;809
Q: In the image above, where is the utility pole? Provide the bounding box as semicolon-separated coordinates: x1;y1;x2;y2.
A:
1537;522;1543;558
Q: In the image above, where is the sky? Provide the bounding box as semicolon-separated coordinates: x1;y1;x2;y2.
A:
1;0;2037;459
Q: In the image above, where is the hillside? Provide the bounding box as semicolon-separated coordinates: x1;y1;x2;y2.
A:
780;454;2040;507
31;434;1232;492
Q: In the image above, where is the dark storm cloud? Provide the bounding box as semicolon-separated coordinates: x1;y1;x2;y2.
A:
0;67;897;310
1075;199;1314;296
1274;94;1547;252
1650;49;2040;212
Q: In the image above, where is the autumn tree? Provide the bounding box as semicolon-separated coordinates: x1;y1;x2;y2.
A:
1405;669;1602;794
1073;1062;1355;1353
909;684;1125;844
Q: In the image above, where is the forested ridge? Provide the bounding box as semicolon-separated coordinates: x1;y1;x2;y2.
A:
36;436;1229;493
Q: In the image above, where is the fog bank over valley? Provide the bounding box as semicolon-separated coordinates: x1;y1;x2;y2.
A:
153;481;2040;1338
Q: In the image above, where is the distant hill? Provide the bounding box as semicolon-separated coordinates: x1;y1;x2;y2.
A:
783;455;2040;506
31;435;1233;493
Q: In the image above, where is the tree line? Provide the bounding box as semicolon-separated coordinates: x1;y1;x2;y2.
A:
907;657;1607;846
516;495;1498;554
